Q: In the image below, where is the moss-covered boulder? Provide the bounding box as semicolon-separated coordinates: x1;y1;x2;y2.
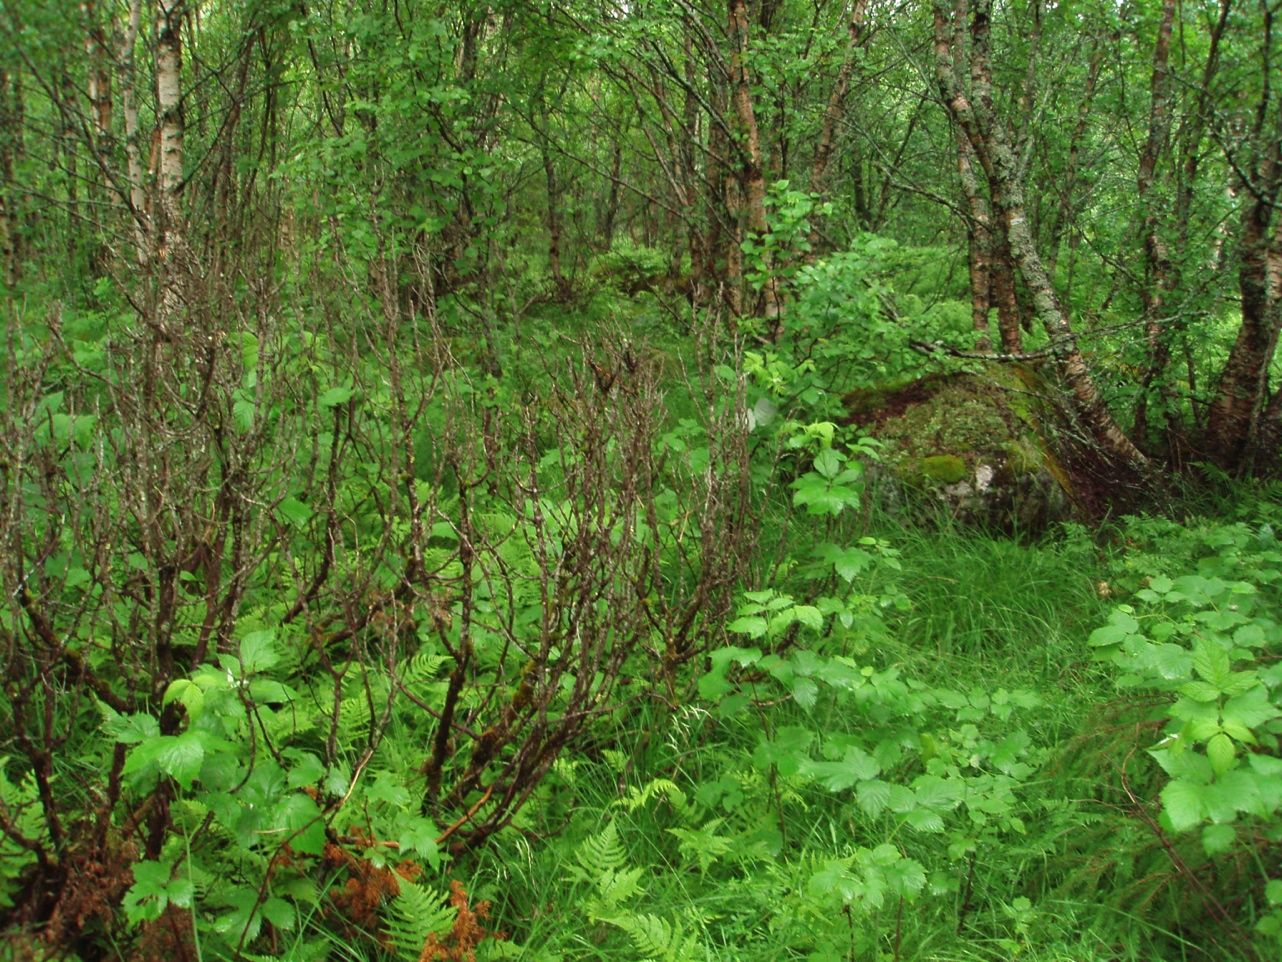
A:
845;365;1074;531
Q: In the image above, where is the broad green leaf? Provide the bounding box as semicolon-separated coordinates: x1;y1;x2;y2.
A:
239;629;281;674
104;709;160;745
284;750;326;789
813;447;843;480
278;497;313;526
276;793;326;856
261;897;296;931
1192;640;1231;690
318;386;354;407
398;816;443;869
1223;686;1278;730
1201;823;1236;855
157;733;206;790
793;605;823;630
1207;732;1236;775
857;779;891;816
1161;778;1207;832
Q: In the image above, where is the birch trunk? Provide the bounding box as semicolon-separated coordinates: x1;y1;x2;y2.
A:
155;0;185;248
728;0;779;325
933;0;1151;475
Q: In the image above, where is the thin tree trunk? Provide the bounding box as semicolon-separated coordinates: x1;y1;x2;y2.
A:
543;147;568;299
0;68;15;286
83;2;112;138
808;0;870;254
728;0;778;325
1132;0;1177;450
705;58;732;311
121;0;147;265
956;132;992;349
1044;39;1103;280
681;28;702;289
602;135;622;251
989;213;1021;350
154;0;186;301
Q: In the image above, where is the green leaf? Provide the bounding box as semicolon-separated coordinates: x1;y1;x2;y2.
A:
1192;640;1232;690
1088;608;1140;648
122;861;192;925
1207;732;1236;775
882;855;927;898
1179;680;1224;704
239;630;281;675
214;886;265;944
793;605;823;630
157;733;206;790
698;646;762;700
261;897;296;931
813;447;843;479
857;779;891;817
808;860;859;904
276;793;327;856
398;816;442;869
1223;686;1279;730
1201;823;1236;855
104;709;160;745
1161;778;1207;832
233;397;255;433
905;809;945;833
802;745;878;792
726;616;768;638
284;751;325;789
278;497;313;526
318;386;354;407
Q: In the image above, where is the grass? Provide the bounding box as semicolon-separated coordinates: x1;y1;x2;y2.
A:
448;511;1224;962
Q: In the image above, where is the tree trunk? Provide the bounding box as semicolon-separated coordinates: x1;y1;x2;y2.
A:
1205;183;1282;468
154;0;186;325
727;0;778;325
933;0;1151;476
543;146;569;299
1204;4;1281;470
808;0;870;254
989;213;1021;350
0;68;16;287
121;0;148;265
956;132;992;349
1132;0;1177;451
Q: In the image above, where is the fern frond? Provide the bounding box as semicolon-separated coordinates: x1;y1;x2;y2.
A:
605;913;702;962
573;820;628;876
614;778;689;815
384;879;455;962
569;821;645;914
400;648;449;690
667;818;733;873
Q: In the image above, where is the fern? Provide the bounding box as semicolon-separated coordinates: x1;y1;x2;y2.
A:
383;879;455;962
667;818;733;873
399;647;449;690
603;913;703;962
0;760;43;908
568;821;645;917
614;777;689;815
572;820;628;877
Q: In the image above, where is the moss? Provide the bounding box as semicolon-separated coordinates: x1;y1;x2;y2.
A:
1002;438;1044;476
917;454;968;484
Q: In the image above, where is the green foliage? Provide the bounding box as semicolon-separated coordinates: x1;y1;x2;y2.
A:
384;880;457;962
1089;513;1282;947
